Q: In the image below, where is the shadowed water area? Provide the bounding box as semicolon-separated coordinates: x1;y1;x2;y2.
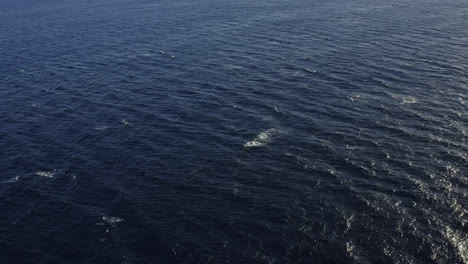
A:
1;0;467;263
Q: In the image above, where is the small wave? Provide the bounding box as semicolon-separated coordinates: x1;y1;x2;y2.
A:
102;216;124;223
293;71;305;77
305;68;317;73
387;93;418;104
95;126;110;131
244;128;278;148
444;226;468;263
1;176;20;184
345;214;354;232
102;216;125;227
224;64;245;70
402;96;417;104
35;171;56;178
349;93;365;102
345;241;356;257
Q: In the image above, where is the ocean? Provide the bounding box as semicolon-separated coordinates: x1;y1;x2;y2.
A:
0;0;467;263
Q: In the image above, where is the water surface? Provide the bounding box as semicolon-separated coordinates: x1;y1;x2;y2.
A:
1;0;467;263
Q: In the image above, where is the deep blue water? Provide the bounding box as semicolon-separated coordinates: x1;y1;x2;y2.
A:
1;0;467;263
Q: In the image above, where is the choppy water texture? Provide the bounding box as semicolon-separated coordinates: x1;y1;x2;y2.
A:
1;0;467;263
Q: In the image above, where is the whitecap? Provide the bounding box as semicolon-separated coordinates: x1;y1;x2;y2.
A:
402;96;417;104
345;214;354;232
102;216;125;227
121;119;128;126
244;140;264;147
102;216;124;223
349;93;363;102
1;176;20;184
346;241;354;254
35;171;55;178
244;128;278;148
444;226;468;263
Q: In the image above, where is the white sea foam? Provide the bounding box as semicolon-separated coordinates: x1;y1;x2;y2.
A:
267;104;279;113
102;216;124;223
121;119;128;126
1;176;20;184
95;126;109;131
346;241;354;255
387;93;418;104
102;216;125;227
345;214;354;232
35;171;55;178
349;93;363;102
244;128;278;148
293;71;305;77
402;96;417;104
444;226;468;263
